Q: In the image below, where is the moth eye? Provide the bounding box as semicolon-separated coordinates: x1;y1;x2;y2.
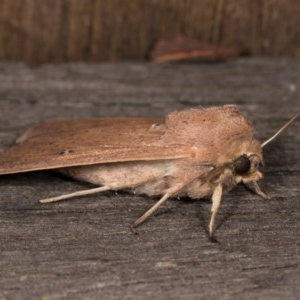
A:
234;155;251;175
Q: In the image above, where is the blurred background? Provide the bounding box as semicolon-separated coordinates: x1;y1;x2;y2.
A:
1;0;300;65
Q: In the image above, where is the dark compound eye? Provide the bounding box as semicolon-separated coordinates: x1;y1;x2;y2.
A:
234;155;251;175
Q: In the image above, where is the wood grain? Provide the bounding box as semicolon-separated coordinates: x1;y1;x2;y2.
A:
1;0;300;64
0;59;299;299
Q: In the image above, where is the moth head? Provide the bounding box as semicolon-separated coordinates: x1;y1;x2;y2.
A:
231;112;300;183
233;153;263;182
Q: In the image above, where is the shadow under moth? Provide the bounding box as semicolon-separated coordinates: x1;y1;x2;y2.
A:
0;105;298;239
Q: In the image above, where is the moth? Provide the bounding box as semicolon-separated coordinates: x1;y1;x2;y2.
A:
0;105;298;238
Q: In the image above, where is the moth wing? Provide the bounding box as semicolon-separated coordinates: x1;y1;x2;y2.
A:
0;118;190;175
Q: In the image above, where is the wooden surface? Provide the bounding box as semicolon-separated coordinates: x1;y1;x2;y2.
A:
1;0;300;64
0;59;299;299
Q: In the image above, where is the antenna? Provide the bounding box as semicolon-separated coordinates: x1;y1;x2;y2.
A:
262;112;300;148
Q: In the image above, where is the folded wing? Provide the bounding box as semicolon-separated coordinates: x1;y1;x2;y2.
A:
0;118;190;175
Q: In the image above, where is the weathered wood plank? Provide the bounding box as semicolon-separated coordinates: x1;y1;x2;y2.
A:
0;59;299;299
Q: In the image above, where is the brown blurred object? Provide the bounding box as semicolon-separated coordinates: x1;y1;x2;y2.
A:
150;36;243;62
294;49;300;60
0;0;300;65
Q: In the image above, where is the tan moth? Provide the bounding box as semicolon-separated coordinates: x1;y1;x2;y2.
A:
0;105;298;239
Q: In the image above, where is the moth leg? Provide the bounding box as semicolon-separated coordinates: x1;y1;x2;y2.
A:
253;181;269;200
40;174;165;203
131;185;184;232
40;186;111;203
209;184;223;238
